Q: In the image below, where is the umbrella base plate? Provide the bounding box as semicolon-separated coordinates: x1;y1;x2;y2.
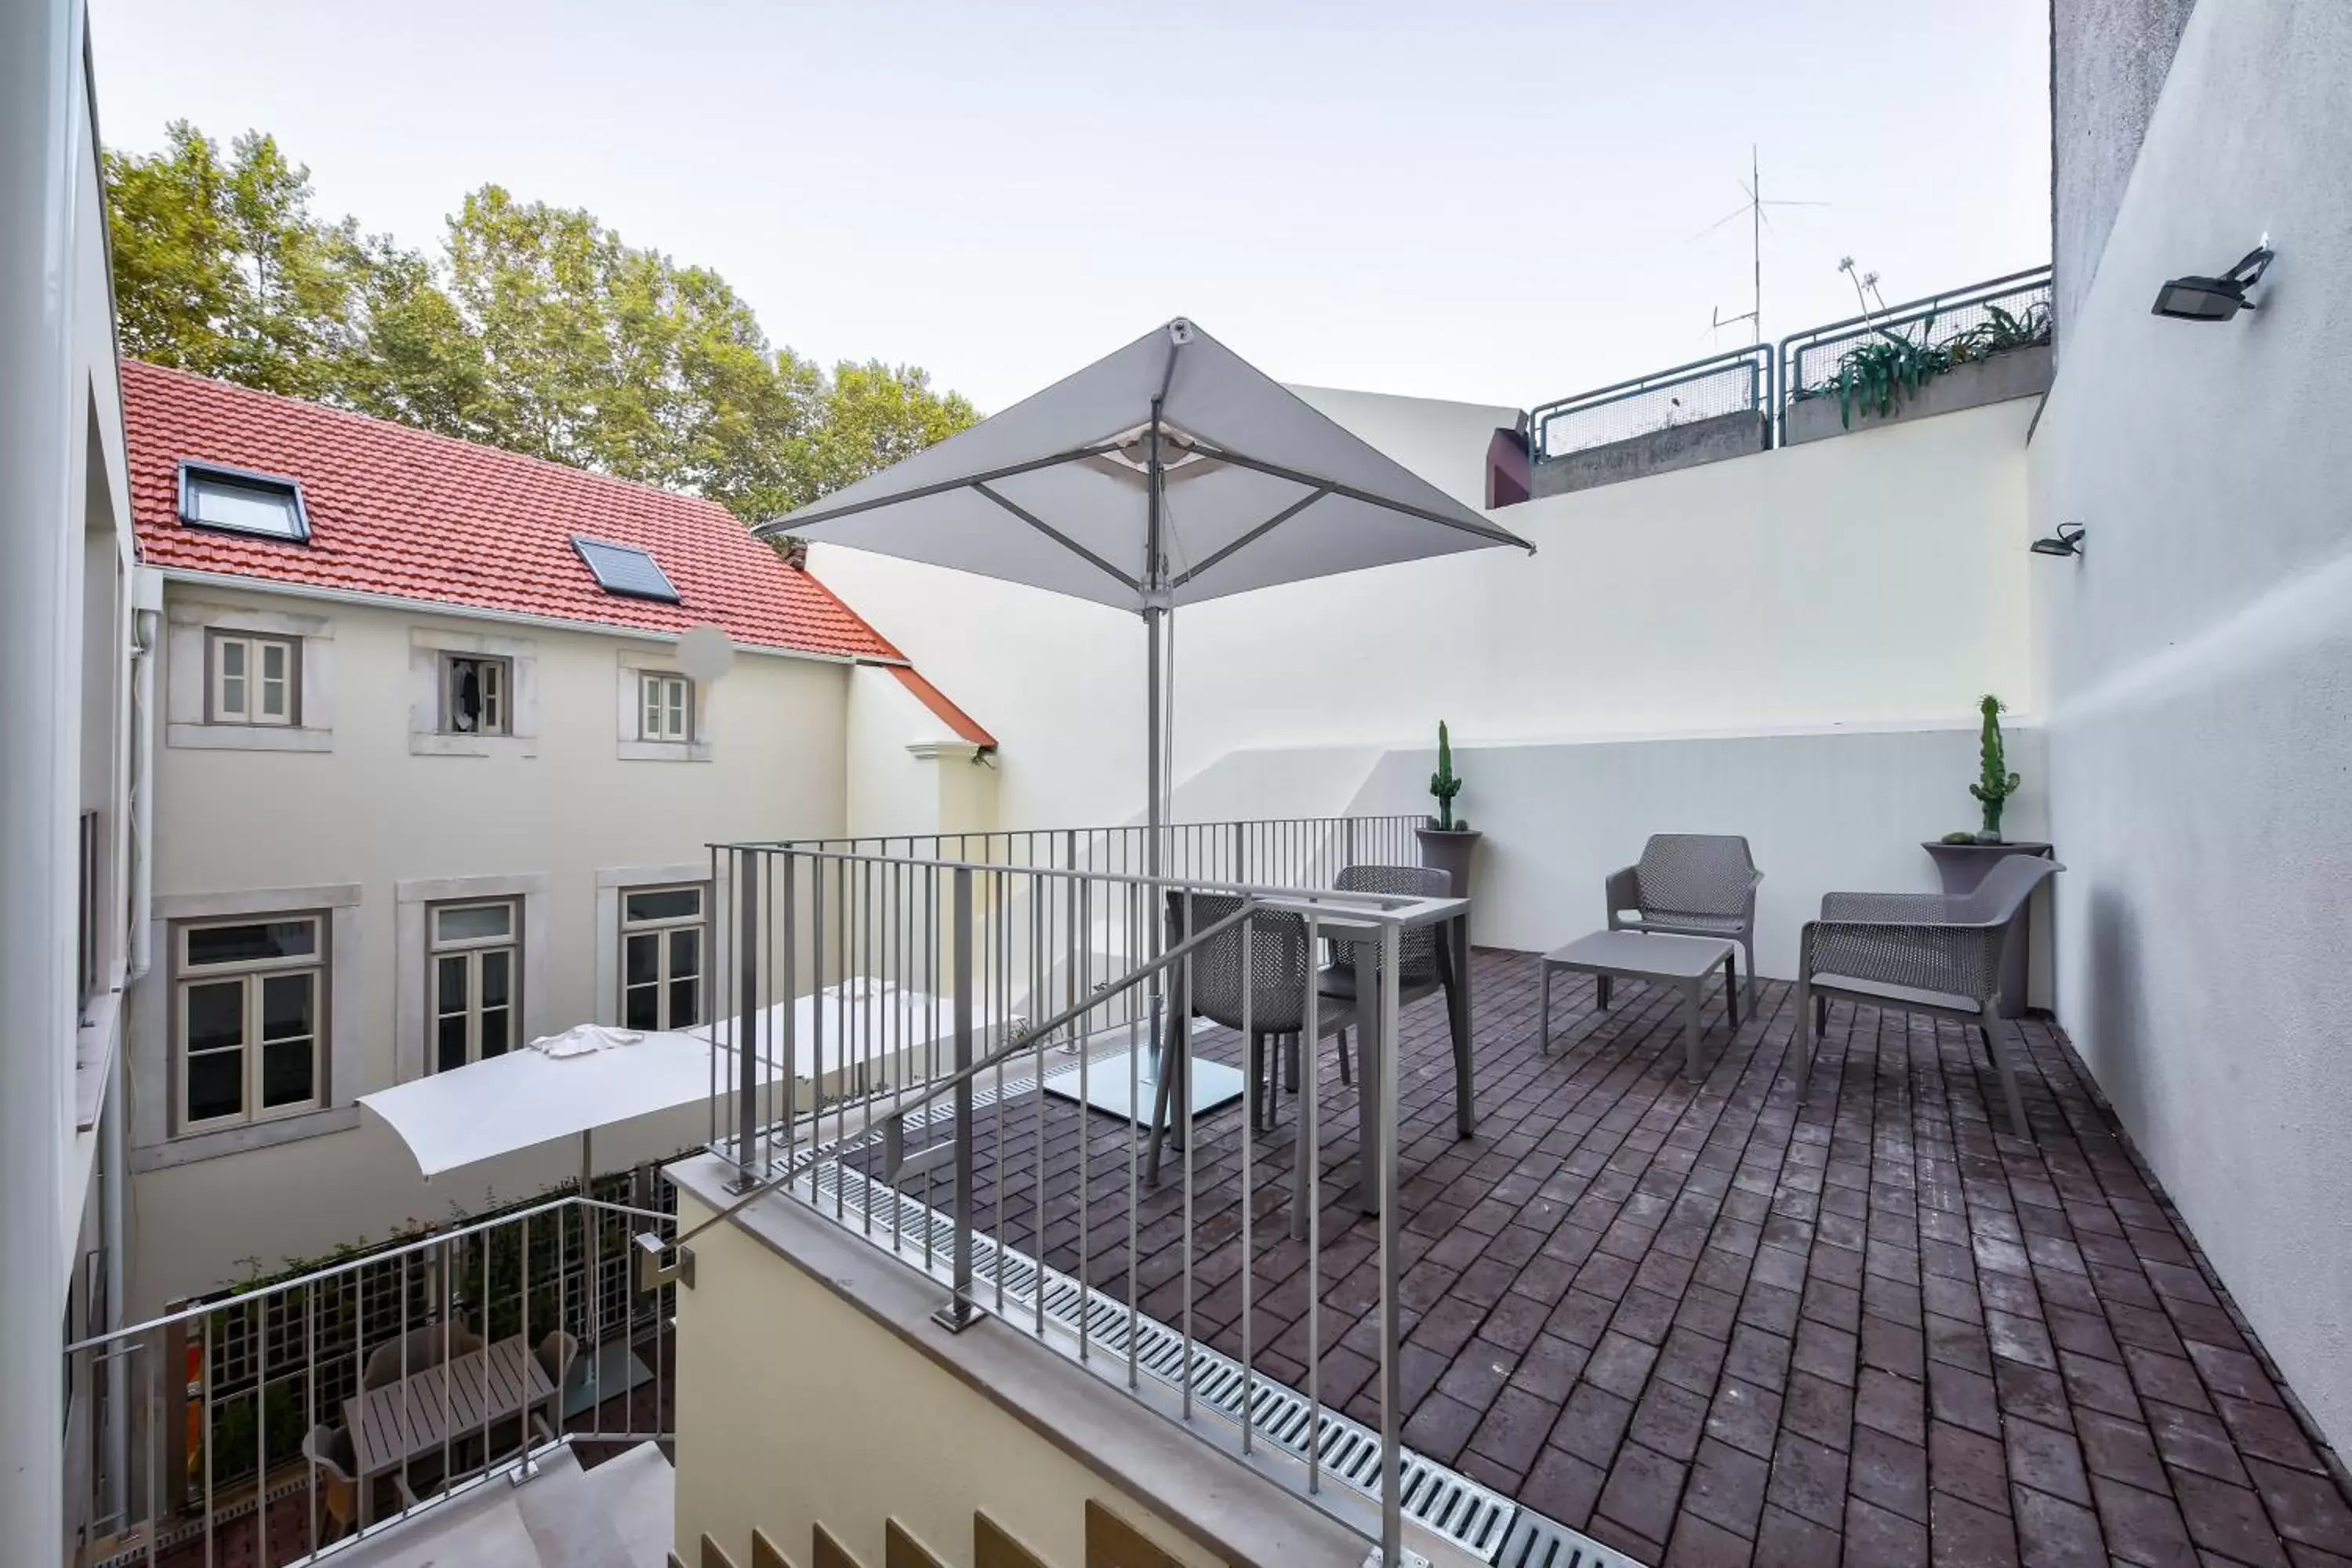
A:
1040;1054;1244;1125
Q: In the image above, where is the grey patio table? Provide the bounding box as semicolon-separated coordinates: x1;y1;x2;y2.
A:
1539;929;1741;1080
342;1334;557;1525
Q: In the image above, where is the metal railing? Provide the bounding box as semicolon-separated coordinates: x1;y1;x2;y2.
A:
1778;264;2054;411
1526;343;1774;462
64;1184;678;1568
699;835;1459;1566
784;815;1424;891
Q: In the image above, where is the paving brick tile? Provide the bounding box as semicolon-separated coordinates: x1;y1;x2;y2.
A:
2172;1469;2290;1567
1767;1432;1849;1530
1632;1377;1714;1465
1932;1490;2023;1567
2014;1483;2109;1568
1844;1496;1929;1566
1708;1377;1784;1462
1552;1381;1637;1467
1469;1386;1563;1478
974;960;2352;1568
2149;1399;2255;1486
1599;1441;1689;1548
1752;1502;1842;1566
1522;1444;1607;1526
1849;1425;1930;1525
2246;1458;2352;1551
2093;1473;2201;1567
1930;1359;2005;1438
2007;1417;2094;1507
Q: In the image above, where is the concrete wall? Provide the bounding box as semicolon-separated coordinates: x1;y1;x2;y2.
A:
1782;344;2054;446
1530;411;1770;497
1181;724;2052;989
2030;0;2352;1449
2052;0;2199;339
846;664;1000;841
126;588;851;1310
813;392;2038;844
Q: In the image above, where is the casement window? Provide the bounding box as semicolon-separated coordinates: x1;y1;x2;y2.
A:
621;885;703;1032
639;673;693;743
209;631;299;726
430;900;519;1070
174;915;325;1131
441;655;510;737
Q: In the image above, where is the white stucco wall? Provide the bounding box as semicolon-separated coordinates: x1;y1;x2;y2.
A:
814;390;2038;849
1185;723;2051;985
2029;0;2352;1450
128;588;851;1310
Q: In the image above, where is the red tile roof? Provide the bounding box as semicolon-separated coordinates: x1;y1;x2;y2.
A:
121;360;904;662
888;666;998;749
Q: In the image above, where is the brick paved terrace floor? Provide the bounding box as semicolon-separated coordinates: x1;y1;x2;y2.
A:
887;948;2352;1568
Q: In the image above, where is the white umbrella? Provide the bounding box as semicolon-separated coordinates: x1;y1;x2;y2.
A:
760;318;1535;858
359;1022;771;1181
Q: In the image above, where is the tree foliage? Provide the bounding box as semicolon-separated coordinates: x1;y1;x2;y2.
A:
104;123;975;519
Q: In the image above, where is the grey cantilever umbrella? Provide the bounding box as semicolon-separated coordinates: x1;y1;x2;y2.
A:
758;317;1535;858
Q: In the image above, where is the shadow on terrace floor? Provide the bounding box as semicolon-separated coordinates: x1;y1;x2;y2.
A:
872;948;2352;1568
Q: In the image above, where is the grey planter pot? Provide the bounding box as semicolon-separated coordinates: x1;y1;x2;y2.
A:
1415;826;1481;899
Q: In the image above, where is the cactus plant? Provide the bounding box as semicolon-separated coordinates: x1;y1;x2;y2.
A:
1428;720;1465;831
1968;693;2021;841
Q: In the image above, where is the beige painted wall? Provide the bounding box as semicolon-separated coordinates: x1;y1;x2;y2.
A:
126;586;852;1311
672;1188;1225;1568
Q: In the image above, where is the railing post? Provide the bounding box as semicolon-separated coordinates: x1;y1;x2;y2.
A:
935;865;980;1332
732;850;760;1191
1377;920;1404;1568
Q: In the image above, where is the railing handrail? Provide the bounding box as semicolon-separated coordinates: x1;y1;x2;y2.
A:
775;812;1421;848
1529;341;1773;430
1777;263;2053;365
706;837;1454;906
67;1190;677;1353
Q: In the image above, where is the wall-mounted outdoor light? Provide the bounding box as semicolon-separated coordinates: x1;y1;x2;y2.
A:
2151;241;2274;321
2031;522;2086;558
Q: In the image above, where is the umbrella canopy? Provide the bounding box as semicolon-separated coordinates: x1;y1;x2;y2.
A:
360;1023;770;1179
760;318;1533;609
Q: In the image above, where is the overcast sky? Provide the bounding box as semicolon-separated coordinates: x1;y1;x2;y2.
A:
89;0;2049;414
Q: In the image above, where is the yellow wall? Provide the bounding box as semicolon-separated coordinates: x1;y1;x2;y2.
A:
672;1189;1219;1568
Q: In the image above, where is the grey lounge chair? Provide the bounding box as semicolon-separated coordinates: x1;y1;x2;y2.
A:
1795;854;2062;1140
1606;834;1763;1013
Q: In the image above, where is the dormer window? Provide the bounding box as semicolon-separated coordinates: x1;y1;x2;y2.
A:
572;536;680;602
178;462;311;543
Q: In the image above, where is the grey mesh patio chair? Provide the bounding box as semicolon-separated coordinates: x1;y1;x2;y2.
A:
1606;834;1764;1012
1796;854;2062;1141
360;1321;481;1392
1148;891;1338;1149
1318;864;1465;1091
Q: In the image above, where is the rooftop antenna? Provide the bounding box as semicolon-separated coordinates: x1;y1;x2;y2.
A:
1698;145;1828;346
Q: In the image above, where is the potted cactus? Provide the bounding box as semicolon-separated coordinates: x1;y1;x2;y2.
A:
1966;693;2020;844
1414;720;1481;896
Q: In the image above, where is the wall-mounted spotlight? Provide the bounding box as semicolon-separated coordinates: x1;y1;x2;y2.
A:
2152;241;2274;321
2031;522;2086;558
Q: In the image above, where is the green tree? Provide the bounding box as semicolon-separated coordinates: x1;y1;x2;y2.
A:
103;123;394;400
803;360;980;500
103;125;979;521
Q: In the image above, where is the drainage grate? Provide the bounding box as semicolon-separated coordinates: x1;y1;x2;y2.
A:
1494;1509;1651;1568
804;1149;1541;1561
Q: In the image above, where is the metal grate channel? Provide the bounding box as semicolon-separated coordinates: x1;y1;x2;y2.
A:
802;1146;1534;1560
1493;1509;1650;1568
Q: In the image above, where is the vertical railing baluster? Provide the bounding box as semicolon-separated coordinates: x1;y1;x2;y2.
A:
734;851;760;1189
940;865;977;1330
1377;919;1403;1568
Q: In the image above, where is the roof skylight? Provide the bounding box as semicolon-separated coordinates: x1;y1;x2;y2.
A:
179;462;311;543
572;536;681;603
